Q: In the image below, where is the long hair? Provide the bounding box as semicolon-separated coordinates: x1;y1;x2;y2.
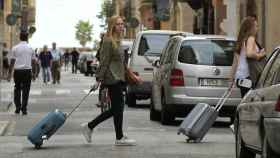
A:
106;15;123;48
235;17;257;54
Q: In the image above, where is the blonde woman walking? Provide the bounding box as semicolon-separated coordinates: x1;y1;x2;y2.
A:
81;16;136;146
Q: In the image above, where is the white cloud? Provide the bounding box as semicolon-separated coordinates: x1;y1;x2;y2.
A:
29;0;104;48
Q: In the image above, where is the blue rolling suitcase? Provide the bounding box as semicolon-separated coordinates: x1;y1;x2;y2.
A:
27;90;93;149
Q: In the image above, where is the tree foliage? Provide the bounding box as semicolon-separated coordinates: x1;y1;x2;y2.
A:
97;0;115;28
75;20;93;47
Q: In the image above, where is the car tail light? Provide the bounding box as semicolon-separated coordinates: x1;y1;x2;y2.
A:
169;69;184;87
275;96;280;112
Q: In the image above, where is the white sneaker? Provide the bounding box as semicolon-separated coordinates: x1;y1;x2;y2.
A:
81;123;92;143
115;136;136;146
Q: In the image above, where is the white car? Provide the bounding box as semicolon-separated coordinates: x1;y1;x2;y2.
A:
126;30;192;106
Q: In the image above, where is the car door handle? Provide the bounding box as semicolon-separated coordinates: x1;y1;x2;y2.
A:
144;67;153;71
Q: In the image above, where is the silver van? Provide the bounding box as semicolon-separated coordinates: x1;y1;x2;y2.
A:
151;34;242;125
127;30;192;106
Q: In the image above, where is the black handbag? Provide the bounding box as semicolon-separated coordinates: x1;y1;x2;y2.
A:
247;55;267;88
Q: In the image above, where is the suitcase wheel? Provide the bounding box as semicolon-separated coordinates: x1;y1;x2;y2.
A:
186;138;201;143
35;143;42;149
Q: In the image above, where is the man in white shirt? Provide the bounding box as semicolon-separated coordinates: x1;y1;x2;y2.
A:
50;42;62;84
8;32;36;115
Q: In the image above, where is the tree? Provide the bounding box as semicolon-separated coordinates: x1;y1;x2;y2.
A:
97;0;115;29
75;20;93;47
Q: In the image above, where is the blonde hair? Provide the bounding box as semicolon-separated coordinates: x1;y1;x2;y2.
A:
106;15;123;48
236;17;257;54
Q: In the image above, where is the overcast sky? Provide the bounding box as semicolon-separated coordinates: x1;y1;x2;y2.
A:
29;0;104;48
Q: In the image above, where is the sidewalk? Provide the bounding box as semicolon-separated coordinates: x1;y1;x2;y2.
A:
0;80;13;135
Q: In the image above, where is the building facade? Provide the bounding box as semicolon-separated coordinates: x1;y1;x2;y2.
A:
1;0;36;49
112;0;280;51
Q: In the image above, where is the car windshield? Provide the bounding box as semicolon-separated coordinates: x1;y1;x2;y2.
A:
138;34;170;56
178;40;235;66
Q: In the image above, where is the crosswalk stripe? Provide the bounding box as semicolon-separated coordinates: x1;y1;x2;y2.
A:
56;89;71;95
30;90;42;95
83;89;99;95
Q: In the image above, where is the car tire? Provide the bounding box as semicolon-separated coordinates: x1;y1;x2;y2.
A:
160;94;174;125
235;117;255;158
127;93;136;107
262;135;279;158
150;97;160;121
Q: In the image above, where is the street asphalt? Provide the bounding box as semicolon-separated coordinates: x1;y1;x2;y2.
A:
0;69;242;158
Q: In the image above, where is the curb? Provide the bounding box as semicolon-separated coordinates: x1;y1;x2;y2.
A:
0;121;10;136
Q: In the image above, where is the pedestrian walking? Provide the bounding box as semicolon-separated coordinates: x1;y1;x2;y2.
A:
81;15;136;146
39;45;52;84
50;42;62;84
63;49;70;71
34;48;41;79
8;32;36;115
71;47;79;74
229;16;266;97
2;43;10;80
229;17;266;132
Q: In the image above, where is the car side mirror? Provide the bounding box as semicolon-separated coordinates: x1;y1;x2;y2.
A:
152;59;160;68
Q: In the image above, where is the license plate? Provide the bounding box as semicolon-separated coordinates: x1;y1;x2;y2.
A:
200;79;227;87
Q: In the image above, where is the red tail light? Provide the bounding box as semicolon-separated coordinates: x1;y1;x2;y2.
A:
169;69;184;87
275;96;280;112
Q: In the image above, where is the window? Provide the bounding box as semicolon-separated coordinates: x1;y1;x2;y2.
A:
160;39;174;64
162;39;176;64
178;40;235;66
164;39;178;64
264;51;280;87
138;34;170;56
0;0;4;10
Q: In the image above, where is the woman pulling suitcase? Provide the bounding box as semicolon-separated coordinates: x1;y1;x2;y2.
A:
81;15;136;146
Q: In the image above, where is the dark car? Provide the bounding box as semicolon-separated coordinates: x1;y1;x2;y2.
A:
78;52;95;76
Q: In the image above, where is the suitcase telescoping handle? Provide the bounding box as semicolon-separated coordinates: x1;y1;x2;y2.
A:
66;87;98;119
214;88;233;112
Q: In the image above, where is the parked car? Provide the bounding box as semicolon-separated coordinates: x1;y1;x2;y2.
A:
78;52;96;76
150;34;242;125
235;47;280;158
127;30;192;107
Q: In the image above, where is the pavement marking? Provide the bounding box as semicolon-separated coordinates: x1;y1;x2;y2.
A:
0;121;9;136
30;90;42;95
83;89;99;95
56;89;71;95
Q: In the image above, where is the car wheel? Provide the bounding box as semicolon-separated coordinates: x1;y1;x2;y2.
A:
262;135;279;158
150;97;160;121
127;93;136;107
160;94;174;125
235;117;255;158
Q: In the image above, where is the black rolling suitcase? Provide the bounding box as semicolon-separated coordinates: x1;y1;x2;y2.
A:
177;89;232;143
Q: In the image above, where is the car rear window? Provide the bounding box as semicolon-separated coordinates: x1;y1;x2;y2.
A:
178;40;235;66
138;34;170;56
